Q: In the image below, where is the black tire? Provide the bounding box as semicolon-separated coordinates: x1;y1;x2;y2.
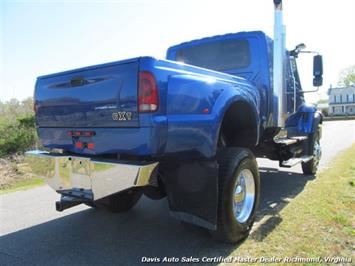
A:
98;189;142;213
302;127;321;175
210;148;260;243
143;186;166;200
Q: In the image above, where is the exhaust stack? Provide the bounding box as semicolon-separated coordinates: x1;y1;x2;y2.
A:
273;0;287;127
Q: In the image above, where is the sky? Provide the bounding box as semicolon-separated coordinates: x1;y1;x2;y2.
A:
1;0;354;103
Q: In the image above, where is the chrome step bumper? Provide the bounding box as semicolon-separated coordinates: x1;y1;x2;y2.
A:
25;150;159;201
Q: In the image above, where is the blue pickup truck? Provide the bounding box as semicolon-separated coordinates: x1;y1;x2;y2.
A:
26;0;323;243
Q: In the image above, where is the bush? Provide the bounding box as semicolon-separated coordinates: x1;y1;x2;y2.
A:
0;115;38;157
0;98;38;157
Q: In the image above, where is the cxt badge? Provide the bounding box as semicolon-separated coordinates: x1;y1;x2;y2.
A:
112;111;133;121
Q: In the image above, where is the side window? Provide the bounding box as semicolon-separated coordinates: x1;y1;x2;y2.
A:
175;39;251;72
286;56;304;112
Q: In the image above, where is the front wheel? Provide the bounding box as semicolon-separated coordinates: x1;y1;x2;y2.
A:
210;148;260;243
302;127;322;175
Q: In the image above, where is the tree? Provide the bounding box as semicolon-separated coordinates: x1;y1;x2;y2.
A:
0;97;37;156
0;97;34;123
338;65;355;87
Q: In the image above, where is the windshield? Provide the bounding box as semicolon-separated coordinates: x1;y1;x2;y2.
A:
175;39;251;72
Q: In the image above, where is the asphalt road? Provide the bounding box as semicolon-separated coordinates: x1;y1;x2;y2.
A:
1;120;354;266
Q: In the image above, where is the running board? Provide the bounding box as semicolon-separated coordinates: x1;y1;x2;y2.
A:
290;136;308;141
281;155;313;167
274;138;297;145
274;136;308;146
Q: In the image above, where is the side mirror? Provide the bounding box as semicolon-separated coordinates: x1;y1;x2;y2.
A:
313;55;323;87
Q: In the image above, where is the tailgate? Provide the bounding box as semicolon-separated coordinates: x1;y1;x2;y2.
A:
35;58;139;128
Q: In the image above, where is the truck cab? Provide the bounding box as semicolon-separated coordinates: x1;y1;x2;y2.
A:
167;31;274;128
166;30;308;129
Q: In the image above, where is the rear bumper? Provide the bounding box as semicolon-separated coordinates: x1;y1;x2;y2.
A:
25;150;159;200
37;122;166;156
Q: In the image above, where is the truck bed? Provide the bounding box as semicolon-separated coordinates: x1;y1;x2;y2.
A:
35;56;253;158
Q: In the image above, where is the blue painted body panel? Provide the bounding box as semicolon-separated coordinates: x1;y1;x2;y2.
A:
35;59;140;128
285;104;317;134
35;31;316;159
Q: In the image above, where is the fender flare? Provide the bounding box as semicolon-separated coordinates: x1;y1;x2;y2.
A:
313;111;323;138
215;96;261;148
314;111;323;126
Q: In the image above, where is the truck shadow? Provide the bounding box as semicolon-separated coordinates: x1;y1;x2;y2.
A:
251;167;315;241
0;168;314;266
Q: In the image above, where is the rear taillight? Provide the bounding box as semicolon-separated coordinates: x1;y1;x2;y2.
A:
87;143;95;149
75;141;83;149
138;71;159;112
67;131;95;137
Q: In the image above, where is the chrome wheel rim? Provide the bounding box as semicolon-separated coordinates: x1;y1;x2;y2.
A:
313;137;322;168
233;169;255;223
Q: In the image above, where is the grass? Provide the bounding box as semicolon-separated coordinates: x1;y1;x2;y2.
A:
222;145;355;265
0;156;45;195
0;177;44;195
0;153;114;194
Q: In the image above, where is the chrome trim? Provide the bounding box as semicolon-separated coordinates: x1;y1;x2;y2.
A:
289;56;297;113
25;150;159;200
273;0;287;127
281;155;313;167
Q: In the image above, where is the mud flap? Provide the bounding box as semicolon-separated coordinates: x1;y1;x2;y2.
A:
160;160;218;230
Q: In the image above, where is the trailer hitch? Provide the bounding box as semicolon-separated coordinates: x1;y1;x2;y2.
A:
55;195;91;212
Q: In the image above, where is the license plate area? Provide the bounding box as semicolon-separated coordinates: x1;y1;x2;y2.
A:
52;157;92;199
